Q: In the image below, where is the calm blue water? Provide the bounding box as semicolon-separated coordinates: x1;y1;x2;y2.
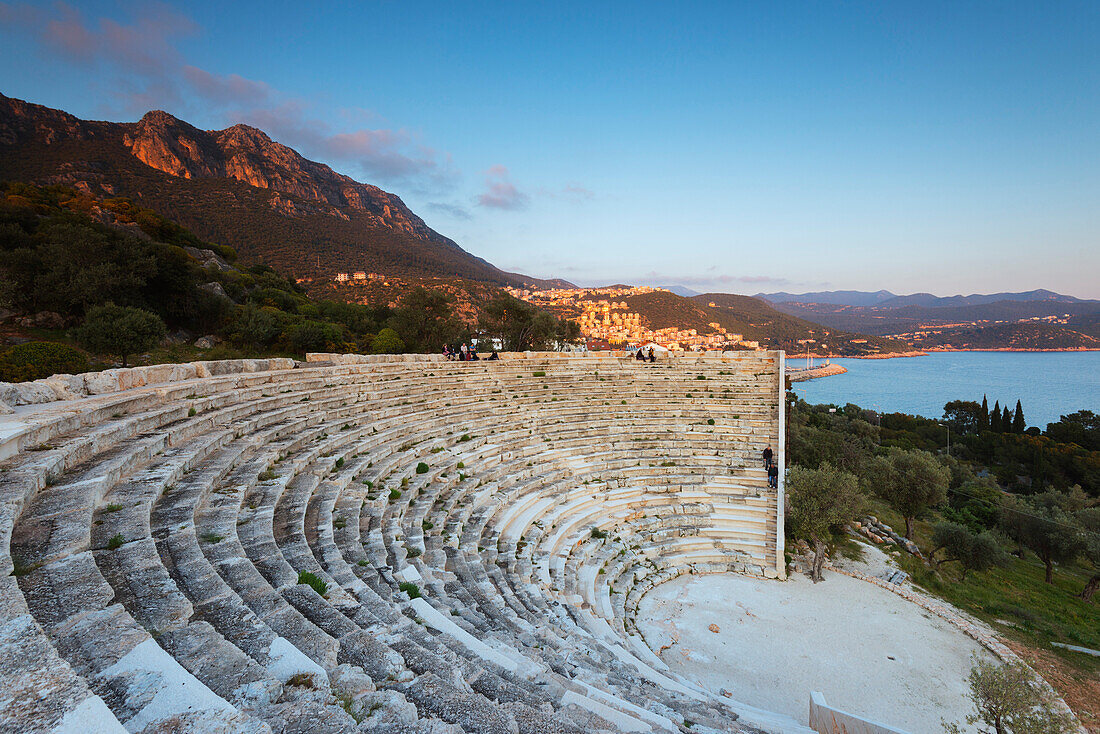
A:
790;352;1100;430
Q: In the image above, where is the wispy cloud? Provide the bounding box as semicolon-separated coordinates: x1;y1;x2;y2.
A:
233;103;459;190
536;182;595;203
0;2;460;193
426;201;473;220
182;65;271;106
477;165;529;210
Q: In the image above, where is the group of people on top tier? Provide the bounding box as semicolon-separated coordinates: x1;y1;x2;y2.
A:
634;347;657;362
763;445;779;488
443;344;499;361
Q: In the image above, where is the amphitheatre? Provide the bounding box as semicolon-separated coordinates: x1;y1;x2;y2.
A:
0;351;1068;733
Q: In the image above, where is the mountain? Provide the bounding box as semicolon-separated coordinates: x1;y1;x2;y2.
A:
690;293;909;356
757;288;1086;309
876;289;1085;309
755;290;897;306
662;285;700;297
0;94;567;291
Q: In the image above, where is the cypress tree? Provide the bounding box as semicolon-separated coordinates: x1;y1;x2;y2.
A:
979;395;990;432
1012;400;1025;433
991;400;1002;432
1003;405;1012;431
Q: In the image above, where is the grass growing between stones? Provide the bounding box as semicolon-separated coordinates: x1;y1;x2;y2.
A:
298;570;328;597
399;581;421;599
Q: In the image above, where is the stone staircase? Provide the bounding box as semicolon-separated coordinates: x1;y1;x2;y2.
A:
0;351;814;734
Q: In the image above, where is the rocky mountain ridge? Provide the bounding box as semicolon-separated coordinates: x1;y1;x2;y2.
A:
120;109;430;236
0;93;567;290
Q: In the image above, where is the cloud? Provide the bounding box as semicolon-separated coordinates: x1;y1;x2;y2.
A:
561;183;594;202
182;66;271;106
3;1;196;72
477;165;529;210
234;104;459;190
426;201;473;220
0;2;460;193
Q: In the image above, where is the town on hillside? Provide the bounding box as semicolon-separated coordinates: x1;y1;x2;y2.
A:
505;285;759;351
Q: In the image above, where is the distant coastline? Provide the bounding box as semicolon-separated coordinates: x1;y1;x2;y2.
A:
796;350;927;360
922;347;1100;354
797;347;1100;361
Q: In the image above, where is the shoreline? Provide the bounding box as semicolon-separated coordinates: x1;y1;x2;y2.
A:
798;347;1100;361
787;363;847;382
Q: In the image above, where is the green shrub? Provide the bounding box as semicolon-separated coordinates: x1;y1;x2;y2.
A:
389;488;402;501
415;462;429;474
370;327;405;354
0;341;89;382
106;533;125;550
297;570;328;596
707;418;715;425
532;371;546;377
188;407;197;417
399;581;421;599
590;527;608;539
73;303;166;367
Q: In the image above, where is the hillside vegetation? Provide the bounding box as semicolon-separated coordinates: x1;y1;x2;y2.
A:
0;183;576;380
788;399;1100;723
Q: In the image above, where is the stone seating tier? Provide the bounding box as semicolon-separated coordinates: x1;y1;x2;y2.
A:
0;352;807;734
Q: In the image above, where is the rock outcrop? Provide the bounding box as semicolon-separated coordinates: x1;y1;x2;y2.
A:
0;93;566;289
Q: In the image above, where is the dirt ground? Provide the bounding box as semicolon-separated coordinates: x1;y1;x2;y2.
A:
1002;639;1100;733
636;569;995;734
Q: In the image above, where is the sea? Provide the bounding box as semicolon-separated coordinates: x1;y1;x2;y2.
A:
788;351;1100;430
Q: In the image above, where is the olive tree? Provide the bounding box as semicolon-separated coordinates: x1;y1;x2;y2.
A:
944;658;1076;734
1000;491;1085;585
1076;507;1100;601
786;463;863;583
73;303;165;367
928;521;1008;579
863;448;949;539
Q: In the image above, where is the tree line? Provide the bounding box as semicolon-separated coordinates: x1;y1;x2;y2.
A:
0;183;580;378
944;395;1026;435
785;398;1099;600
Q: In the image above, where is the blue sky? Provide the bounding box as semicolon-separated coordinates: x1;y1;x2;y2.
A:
2;1;1098;297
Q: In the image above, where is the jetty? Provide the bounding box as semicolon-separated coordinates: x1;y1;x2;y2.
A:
787;362;847;382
